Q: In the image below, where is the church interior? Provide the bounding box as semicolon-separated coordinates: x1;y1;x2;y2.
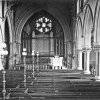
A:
0;0;100;100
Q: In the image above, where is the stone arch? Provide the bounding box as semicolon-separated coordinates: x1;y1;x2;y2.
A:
5;11;13;43
75;16;83;70
94;7;100;44
93;0;99;43
4;18;10;69
15;8;71;44
0;25;3;43
5;11;14;69
83;4;95;72
21;10;65;56
0;25;3;70
76;16;83;49
4;10;14;69
83;4;93;48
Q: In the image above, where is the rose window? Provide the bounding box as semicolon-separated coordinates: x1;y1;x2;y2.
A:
36;16;52;33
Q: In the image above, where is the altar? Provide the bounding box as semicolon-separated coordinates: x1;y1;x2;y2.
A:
52;55;63;69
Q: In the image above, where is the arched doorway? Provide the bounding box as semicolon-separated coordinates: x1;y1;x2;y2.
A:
21;10;64;69
5;19;10;69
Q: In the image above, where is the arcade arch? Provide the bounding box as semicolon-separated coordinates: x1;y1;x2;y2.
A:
21;10;64;56
4;18;10;69
0;25;3;70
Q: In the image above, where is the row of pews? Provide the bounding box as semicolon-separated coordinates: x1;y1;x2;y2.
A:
0;70;31;99
0;69;100;100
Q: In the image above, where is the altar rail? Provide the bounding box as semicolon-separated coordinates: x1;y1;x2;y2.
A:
15;56;53;70
15;55;64;70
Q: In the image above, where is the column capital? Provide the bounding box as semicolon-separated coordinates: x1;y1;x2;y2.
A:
77;49;83;54
82;47;91;52
95;76;100;81
77;49;83;52
64;42;67;45
93;44;100;52
16;42;21;45
9;42;14;45
64;41;70;44
72;41;76;44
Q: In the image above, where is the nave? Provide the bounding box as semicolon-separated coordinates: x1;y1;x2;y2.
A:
0;68;100;100
1;0;100;100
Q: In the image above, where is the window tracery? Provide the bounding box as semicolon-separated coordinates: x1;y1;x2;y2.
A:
35;16;52;34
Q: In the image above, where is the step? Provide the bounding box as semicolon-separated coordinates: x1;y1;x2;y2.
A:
9;88;27;93
10;92;30;98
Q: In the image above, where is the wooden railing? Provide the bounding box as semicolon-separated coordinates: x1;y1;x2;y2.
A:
15;56;53;70
15;55;66;70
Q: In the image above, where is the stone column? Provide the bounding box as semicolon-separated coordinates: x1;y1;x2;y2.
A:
67;41;72;68
95;49;100;81
9;42;14;69
0;1;2;19
72;42;76;69
16;43;22;67
83;49;91;74
77;49;83;70
15;42;21;64
63;41;67;67
64;41;67;57
50;31;54;55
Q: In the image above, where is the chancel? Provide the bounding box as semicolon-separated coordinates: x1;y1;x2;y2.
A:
0;0;100;100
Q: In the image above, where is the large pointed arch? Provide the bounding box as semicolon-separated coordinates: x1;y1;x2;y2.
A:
4;18;10;69
0;25;3;43
21;10;65;57
83;4;93;29
4;11;14;69
75;16;83;49
83;4;93;48
95;7;100;43
15;8;71;44
0;25;3;70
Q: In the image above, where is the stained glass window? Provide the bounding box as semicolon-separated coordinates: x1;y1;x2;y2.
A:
36;16;52;33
